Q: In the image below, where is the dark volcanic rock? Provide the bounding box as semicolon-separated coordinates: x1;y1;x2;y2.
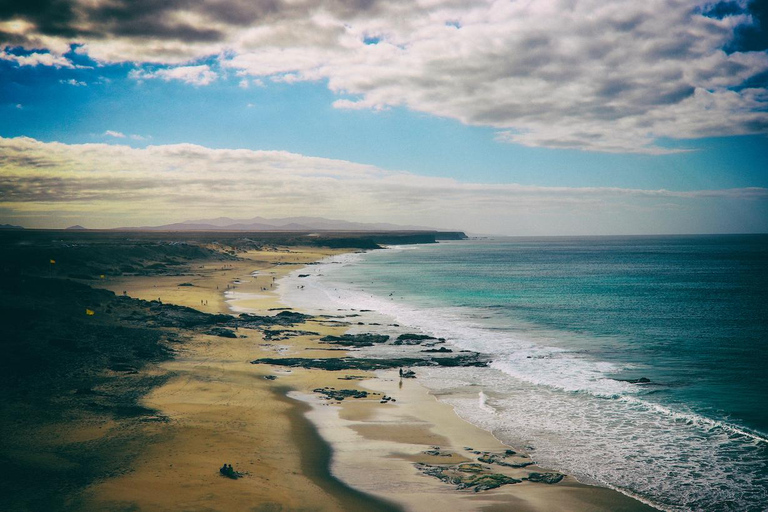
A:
145;301;232;328
526;472;565;484
252;353;488;371
205;327;238;338
263;329;319;341
319;333;390;347
236;310;311;328
476;451;533;468
421;347;452;353
393;333;436;345
422;446;453;457
616;376;652;384
414;463;521;492
313;387;369;400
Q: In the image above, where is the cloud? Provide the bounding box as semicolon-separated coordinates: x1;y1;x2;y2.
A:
0;136;765;234
2;1;766;153
130;65;217;86
0;49;74;67
103;131;148;140
60;78;86;86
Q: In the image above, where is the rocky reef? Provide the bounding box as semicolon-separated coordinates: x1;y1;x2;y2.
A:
414;463;521;492
319;333;390;347
252;353;488;371
313;387;369;401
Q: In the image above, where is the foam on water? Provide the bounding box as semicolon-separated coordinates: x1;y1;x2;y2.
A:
280;253;640;398
277;248;768;511
424;366;768;512
477;390;496;415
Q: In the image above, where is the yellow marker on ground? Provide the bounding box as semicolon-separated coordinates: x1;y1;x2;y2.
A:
100;274;105;279
50;259;56;264
86;309;95;316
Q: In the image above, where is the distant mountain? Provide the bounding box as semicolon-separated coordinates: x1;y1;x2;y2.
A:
116;216;437;232
0;223;24;230
65;225;87;230
184;216;436;231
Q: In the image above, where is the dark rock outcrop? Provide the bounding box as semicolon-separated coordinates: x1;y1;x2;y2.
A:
414;463;521;492
616;376;652;384
236;310;312;328
319;333;390;347
476;451;534;468
205;327;238;338
313;387;369;400
526;472;565;484
252;353;488;371
393;333;436;345
263;329;319;341
421;347;452;353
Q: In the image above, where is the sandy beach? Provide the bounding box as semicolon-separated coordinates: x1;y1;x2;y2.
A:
81;244;654;511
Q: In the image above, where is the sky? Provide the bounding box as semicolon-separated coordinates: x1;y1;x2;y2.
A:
1;0;767;235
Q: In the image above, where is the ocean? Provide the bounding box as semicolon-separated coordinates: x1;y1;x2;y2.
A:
279;235;768;511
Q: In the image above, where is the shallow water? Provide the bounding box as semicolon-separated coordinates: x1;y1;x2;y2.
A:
279;235;768;511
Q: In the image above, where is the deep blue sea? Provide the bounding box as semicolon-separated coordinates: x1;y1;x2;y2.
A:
281;235;768;511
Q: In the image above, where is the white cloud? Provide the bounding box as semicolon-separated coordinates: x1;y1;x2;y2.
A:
104;131;148;140
60;78;87;86
130;65;218;86
2;0;766;153
1;50;74;68
1;136;765;234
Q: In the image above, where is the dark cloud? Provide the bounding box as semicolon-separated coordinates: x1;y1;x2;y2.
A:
0;0;78;37
650;85;697;106
197;0;282;26
0;0;395;44
1;0;246;43
2;0;767;152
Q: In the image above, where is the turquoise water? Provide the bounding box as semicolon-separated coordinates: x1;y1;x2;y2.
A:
283;235;768;511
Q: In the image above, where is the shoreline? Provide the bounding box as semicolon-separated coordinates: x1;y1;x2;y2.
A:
274;385;404;512
267;248;659;511
23;240;655;511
